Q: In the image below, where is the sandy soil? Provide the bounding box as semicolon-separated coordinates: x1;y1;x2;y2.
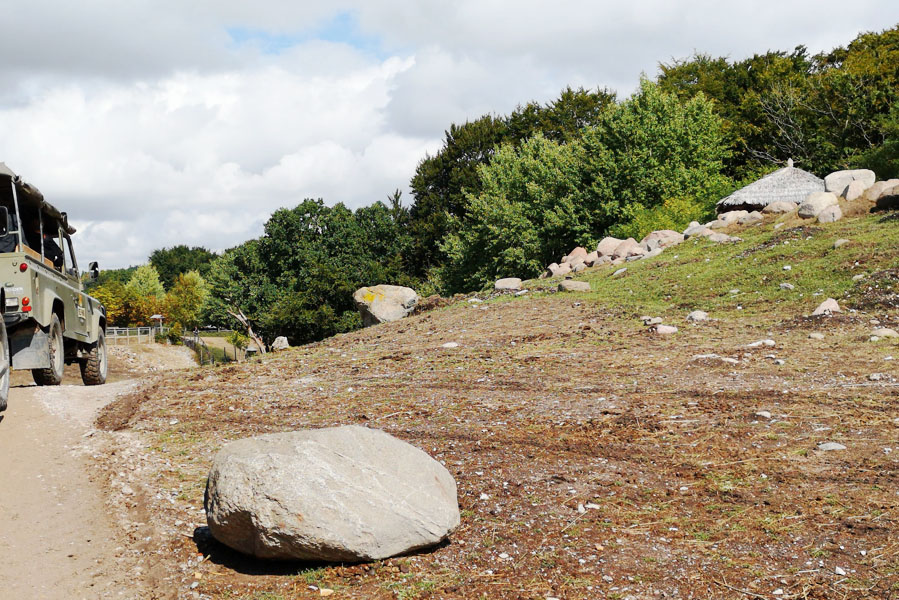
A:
0;344;195;599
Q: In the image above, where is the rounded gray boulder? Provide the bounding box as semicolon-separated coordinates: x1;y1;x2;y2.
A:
205;426;460;562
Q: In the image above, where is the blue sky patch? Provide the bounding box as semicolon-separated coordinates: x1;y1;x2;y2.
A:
227;11;387;58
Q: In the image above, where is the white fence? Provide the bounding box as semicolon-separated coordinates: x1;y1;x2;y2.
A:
107;326;169;345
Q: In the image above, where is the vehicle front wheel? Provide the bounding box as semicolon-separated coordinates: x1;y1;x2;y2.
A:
80;329;108;386
0;319;9;411
33;314;64;386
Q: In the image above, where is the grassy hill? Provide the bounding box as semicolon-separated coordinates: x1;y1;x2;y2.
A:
99;208;898;599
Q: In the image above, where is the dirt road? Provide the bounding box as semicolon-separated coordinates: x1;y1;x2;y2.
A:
0;346;195;599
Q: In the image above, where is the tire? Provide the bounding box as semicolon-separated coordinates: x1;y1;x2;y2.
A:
32;314;64;386
80;328;108;386
0;320;9;411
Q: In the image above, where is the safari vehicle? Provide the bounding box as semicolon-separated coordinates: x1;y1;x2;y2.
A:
0;163;107;411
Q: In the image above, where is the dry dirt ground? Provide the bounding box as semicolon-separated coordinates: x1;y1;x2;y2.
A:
95;291;899;599
0;344;195;599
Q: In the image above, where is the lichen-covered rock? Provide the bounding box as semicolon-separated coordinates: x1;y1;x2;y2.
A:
205;426;460;562
353;285;419;326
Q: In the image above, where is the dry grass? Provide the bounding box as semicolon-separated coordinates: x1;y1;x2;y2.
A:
97;212;899;599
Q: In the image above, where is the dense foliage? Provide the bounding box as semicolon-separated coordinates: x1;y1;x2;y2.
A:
91;26;898;344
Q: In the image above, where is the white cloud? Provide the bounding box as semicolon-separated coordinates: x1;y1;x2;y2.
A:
0;1;896;267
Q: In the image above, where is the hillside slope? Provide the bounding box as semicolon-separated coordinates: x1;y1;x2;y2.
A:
99;209;898;599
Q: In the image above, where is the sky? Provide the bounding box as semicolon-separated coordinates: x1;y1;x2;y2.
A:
0;1;896;268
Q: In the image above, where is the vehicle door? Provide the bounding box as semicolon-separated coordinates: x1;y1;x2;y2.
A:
62;234;90;339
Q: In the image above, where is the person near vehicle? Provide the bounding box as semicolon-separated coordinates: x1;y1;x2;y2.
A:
24;216;63;269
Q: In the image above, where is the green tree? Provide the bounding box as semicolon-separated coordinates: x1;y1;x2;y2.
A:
164;270;209;329
149;245;217;290
438;134;586;292
580;79;731;238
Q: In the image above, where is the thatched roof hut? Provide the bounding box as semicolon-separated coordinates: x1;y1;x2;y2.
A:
716;160;824;213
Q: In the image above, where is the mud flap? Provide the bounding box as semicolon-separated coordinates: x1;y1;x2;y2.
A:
9;326;51;370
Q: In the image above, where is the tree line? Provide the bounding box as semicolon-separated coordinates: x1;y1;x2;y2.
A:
90;25;899;345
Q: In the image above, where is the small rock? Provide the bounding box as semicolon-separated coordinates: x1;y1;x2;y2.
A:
780;283;795;290
783;265;791;271
852;274;865;282
441;342;459;349
773;589;784;596
611;268;627;278
651;325;678;335
692;354;739;366
808;332;825;340
774;359;785;365
514;290;529;297
686;310;708;322
812;298;841;316
763;201;798;214
747;339;776;348
817;204;843;223
835;566;847;576
729;289;740;295
869;373;885;381
833;239;850;249
817;442;846;451
871;336;881;342
642;316;663;326
755;411;772;419
872;328;899;338
773;222;786;230
558;280;591;292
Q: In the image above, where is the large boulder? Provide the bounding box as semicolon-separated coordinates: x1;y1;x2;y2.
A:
641;230;684;251
494;278;522;292
762;201;798;214
271;336;290;351
562;246;588;264
865;179;899;201
558;280;591;292
611;238;645;260
798;192;838;218
596;237;622;257
353;285;419;327
718;210;748;225
824;169;875;196
205;426;460;562
844;180;867;202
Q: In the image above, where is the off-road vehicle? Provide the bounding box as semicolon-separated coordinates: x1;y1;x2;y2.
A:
0;163;107;411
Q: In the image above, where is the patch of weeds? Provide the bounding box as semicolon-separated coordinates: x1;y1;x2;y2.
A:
810;547;830;558
385;576;438;600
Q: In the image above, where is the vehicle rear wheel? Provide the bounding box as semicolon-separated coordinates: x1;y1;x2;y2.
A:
0;319;9;411
80;329;107;386
32;314;64;386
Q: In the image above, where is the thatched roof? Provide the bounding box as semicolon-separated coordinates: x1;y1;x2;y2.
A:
717;161;824;213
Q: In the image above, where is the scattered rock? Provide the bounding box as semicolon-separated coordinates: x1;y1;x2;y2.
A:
872;328;899;338
441;342;459;349
747;339;776;348
780;283;795;290
683;224;710;239
641;316;663;326
755;411;772;419
558;280;591;292
817;205;843;223
271;336;290;351
817;442;846;451
762;201;798;214
824;169;875;196
205;426;461;561
494;278;522;292
812;298;841;316
833;239;850;249
864;179;899;201
808;332;825;340
572;262;587;273
691;354;739;366
650;325;678;335
583;251;600;267
718;210;749;225
353;285;420;327
869;373;886;381
798;191;838;218
641;230;684;250
737;211;763;225
611;268;627;278
852;273;866;282
514;289;529;297
686;310;708;322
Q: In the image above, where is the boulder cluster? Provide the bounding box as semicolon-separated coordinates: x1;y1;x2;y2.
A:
540;229;685;278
